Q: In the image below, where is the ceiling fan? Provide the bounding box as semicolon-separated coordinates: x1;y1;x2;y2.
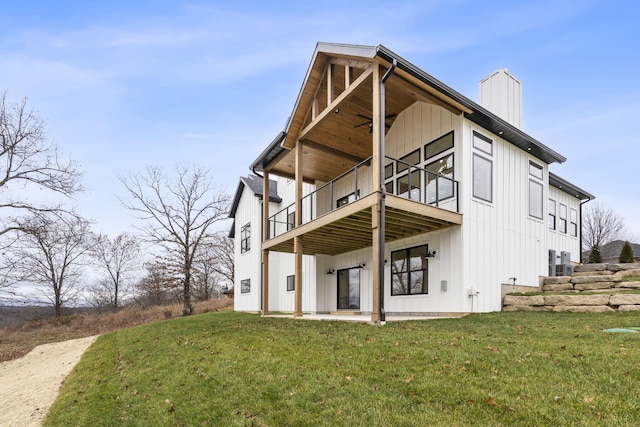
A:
354;113;397;133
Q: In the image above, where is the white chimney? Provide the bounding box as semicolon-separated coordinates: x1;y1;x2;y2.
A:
479;68;522;129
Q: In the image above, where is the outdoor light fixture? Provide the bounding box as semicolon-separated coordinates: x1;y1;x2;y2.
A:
327;269;335;275
425;250;437;258
358;262;366;268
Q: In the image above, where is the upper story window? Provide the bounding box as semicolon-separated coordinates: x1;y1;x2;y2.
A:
240;223;251;253
425;131;455;203
570;208;578;237
529;162;544;220
559;204;567;233
287;211;295;230
472;132;493;203
548;199;556;229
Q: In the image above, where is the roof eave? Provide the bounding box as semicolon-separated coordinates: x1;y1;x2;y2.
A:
549;172;595;201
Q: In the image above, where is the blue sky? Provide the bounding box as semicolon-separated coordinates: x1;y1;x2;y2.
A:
1;0;639;240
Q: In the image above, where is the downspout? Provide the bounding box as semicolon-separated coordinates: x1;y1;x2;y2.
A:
378;58;397;324
579;196;593;263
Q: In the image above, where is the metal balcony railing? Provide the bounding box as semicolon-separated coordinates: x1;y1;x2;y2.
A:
266;155;459;239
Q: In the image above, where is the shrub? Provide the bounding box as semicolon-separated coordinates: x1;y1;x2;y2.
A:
589;245;603;263
619;240;635;263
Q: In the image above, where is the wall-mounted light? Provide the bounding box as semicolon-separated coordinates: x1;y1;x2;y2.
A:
326;269;335;275
358;262;366;268
425;250;437;258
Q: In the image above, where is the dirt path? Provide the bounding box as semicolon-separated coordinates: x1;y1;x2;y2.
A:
0;335;98;427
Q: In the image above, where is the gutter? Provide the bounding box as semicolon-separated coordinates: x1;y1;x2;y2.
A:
378;58;397;325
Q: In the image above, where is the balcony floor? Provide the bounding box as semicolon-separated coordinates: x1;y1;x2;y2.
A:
263;192;462;256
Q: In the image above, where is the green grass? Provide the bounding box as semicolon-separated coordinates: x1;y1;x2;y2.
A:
622;275;640;282
45;311;640;426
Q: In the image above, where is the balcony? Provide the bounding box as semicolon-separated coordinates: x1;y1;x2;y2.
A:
264;156;462;256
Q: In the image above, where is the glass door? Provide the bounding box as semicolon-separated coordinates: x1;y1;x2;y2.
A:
337;268;360;310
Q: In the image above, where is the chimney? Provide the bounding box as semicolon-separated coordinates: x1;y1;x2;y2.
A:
479;68;522;129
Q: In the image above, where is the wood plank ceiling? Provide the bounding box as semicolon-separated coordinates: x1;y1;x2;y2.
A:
267;53;456;183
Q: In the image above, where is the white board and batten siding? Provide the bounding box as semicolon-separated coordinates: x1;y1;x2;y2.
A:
460;122;550;312
547;185;581;263
233;183;264;311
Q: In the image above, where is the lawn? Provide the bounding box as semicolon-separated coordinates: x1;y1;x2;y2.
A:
44;311;640;426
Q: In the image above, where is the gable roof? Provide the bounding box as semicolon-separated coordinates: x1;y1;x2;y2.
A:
251;42;567;174
229;174;281;219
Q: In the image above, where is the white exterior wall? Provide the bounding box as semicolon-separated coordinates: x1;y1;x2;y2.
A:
460;122;550;312
266;177;317;313
233;187;264;311
547;186;582;263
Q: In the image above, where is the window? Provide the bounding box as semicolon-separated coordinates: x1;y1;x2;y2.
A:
287;211;295;230
397;170;421;200
385;163;394;179
337;191;358;208
473;131;493;155
240;223;251;253
570;208;578;237
548;199;556;230
397;149;420;173
425;131;454;160
559;204;567;233
391;245;429;296
241;279;250;294
287;275;295;292
473;154;492;202
426;153;454;203
529;162;544;219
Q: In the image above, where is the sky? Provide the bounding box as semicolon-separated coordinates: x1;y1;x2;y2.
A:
1;0;639;242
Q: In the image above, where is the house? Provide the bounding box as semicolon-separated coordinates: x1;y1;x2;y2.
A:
229;42;594;322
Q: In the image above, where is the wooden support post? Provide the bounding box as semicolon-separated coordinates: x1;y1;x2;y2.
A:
294;142;304;317
294;236;303;317
261;249;269;315
371;204;381;322
371;65;383;324
261;170;270;316
345;65;352;88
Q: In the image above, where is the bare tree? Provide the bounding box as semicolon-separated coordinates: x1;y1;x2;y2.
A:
90;232;140;309
13;212;93;316
210;232;234;287
0;93;83;237
191;235;231;300
119;165;230;315
582;202;628;251
134;260;178;307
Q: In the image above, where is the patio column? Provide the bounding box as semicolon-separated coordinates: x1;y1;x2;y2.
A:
371;64;382;323
261;169;270;316
294;142;304;317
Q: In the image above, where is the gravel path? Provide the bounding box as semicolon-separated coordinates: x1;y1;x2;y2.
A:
0;335;98;426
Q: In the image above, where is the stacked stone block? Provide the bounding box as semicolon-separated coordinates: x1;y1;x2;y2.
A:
503;264;640;312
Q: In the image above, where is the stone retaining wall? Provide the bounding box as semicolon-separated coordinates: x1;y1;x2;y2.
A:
503;263;640;312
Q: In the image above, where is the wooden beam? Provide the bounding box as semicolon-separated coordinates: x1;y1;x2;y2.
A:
371;204;381;322
300;139;365;165
261;249;269;315
294;236;303;317
261;170;270;316
299;67;373;142
327;63;334;106
330;58;374;70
